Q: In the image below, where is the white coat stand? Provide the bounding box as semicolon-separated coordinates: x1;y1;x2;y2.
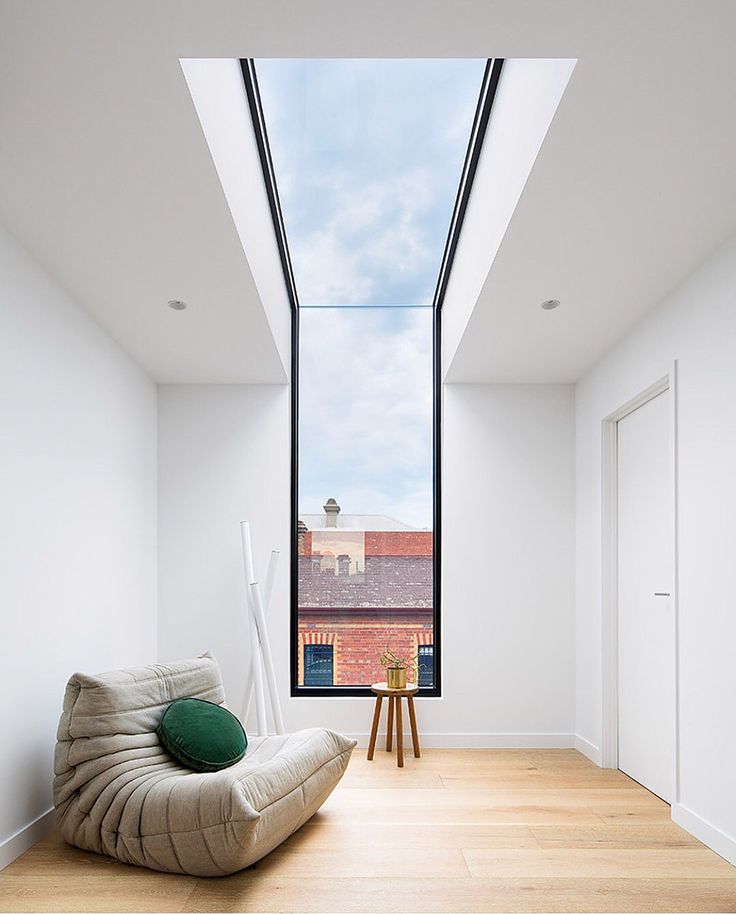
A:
240;521;284;737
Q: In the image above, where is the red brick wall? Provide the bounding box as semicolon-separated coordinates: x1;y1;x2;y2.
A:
298;531;313;556
298;609;433;686
365;531;433;556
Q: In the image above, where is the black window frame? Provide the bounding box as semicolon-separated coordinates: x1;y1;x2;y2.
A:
240;57;504;699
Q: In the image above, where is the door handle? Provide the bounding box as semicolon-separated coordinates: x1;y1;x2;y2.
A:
654;592;671;597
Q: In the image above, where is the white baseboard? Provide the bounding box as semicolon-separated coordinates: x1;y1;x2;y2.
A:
0;809;55;871
672;803;736;867
573;733;602;765
346;732;576;749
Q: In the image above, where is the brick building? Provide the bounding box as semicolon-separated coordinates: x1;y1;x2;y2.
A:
297;498;434;687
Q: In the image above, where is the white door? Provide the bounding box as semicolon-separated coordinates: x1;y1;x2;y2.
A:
617;389;674;802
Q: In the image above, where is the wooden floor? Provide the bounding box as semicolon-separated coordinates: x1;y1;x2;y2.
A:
2;749;735;913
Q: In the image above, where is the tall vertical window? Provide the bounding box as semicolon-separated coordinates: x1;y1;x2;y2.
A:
247;58;498;694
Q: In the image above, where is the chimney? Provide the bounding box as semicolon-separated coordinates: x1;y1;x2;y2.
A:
323;497;340;528
336;553;350;576
297;519;309;555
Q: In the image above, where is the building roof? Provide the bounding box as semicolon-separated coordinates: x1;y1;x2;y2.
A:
298;553;433;609
299;513;419;532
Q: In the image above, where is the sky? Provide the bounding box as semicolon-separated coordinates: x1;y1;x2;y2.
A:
298;306;433;528
256;59;485;528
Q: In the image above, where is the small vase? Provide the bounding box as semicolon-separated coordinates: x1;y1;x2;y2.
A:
386;667;407;689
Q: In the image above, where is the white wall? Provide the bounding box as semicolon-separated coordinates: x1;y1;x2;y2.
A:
442;384;575;740
157;382;575;745
157;385;291;719
0;224;157;864
575;232;736;862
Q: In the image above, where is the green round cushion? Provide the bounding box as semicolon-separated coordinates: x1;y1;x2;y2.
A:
157;698;247;772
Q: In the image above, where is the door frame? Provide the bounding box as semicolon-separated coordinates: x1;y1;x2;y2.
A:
600;363;679;803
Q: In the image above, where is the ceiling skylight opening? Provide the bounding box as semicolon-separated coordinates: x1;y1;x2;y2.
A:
244;58;500;696
253;59;490;309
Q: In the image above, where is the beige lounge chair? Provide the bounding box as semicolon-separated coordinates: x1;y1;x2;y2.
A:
53;652;355;876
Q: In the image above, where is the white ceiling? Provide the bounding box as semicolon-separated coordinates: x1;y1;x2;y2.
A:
1;1;735;383
447;13;736;382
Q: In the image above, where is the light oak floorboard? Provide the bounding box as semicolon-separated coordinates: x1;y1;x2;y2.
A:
463;847;736;879
2;749;735;913
530;823;702;848
339;770;445;788
181;877;736;913
327;787;668;809
282;818;541;850
440;771;640;790
0;876;196;914
592;806;675;824
323;796;607;826
254;845;469;878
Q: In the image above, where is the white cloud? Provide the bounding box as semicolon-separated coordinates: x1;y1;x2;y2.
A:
299;307;433;528
289;168;437;304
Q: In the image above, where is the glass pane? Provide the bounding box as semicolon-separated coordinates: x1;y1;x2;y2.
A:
253;59;487;691
418;645;434;687
256;59;486;305
303;644;334;686
297;307;434;687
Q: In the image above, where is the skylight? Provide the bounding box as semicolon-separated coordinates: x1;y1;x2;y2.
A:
249;58;492;694
255;59;486;306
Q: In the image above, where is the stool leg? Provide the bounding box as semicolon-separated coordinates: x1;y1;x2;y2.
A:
386;696;394;751
396;696;404;767
367;695;382;761
407;695;421;758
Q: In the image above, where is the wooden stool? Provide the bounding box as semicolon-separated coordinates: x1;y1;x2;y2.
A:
367;682;421;767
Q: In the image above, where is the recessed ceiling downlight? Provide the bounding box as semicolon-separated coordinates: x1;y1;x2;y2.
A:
167;299;187;311
541;299;560;311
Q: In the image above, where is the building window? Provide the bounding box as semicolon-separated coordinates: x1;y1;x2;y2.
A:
244;57;502;695
418;645;434;688
303;644;334;686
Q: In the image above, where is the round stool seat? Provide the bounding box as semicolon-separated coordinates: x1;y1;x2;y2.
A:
371;681;419;697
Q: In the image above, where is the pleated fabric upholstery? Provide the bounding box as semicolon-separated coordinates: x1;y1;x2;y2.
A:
53;653;356;876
